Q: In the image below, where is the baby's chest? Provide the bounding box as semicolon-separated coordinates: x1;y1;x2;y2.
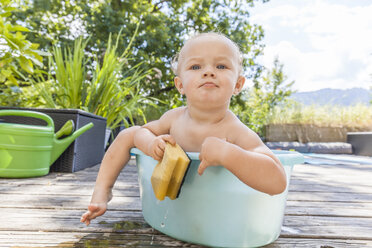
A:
170;123;227;152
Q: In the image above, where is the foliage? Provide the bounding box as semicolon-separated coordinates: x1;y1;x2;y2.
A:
232;57;294;136
26;34;154;129
9;0;268;118
0;0;48;106
268;103;372;131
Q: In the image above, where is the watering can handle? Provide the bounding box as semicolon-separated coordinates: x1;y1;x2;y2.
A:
0;110;54;128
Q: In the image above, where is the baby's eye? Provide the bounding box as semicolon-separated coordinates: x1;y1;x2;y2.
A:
216;64;226;69
190;65;201;70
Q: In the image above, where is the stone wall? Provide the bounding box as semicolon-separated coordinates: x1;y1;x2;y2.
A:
265;124;347;143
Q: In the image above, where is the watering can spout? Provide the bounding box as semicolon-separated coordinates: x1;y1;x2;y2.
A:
51;123;94;164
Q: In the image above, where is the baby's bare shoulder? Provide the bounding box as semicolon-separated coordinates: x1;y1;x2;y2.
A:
160;107;186;121
227;115;254;135
226;113;262;148
143;107;186;135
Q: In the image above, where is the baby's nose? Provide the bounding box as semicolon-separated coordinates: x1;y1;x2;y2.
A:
203;69;216;78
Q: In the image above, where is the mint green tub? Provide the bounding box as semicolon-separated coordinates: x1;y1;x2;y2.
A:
131;148;304;247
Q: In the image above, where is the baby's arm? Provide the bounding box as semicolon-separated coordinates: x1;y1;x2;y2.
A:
80;126;140;225
198;125;287;196
134;109;180;160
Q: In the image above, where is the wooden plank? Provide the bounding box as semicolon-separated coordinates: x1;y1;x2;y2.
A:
0;207;142;219
0;184;140;197
286;191;372;203
0;194;142;210
289;180;372;193
1;231;372;248
285;200;372;218
0;162;137;183
291;164;372;182
0;177;139;188
266;237;372;247
281;215;372;240
0;231;203;248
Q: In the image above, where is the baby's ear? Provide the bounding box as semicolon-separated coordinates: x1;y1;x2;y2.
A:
174;77;185;95
233;76;245;95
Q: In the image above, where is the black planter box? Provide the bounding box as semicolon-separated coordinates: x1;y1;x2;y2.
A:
347;132;372;156
0;107;106;172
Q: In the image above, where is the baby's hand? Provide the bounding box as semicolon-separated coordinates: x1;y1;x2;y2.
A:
198;137;227;175
148;134;176;161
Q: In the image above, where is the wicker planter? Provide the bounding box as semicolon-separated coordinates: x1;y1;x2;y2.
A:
0;107;106;172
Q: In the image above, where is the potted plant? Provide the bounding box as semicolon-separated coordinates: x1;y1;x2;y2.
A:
31;32;152;129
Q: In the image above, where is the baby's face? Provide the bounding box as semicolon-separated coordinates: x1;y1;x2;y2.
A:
175;35;244;107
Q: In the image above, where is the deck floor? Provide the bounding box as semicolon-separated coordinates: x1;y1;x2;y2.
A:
1;155;372;247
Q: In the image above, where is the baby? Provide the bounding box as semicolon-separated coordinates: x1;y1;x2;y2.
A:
81;32;286;226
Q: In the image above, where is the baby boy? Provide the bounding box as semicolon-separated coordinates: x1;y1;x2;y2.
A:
81;32;286;226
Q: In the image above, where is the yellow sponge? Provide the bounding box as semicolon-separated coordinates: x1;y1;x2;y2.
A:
151;143;190;201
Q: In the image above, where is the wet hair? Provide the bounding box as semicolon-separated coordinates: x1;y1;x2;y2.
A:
171;32;243;75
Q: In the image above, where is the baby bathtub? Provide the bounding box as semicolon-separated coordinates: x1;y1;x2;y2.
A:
130;148;304;247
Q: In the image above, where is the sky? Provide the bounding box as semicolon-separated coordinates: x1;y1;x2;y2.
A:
249;0;372;92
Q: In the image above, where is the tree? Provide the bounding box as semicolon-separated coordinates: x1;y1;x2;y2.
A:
10;0;268;118
232;57;295;136
0;0;47;106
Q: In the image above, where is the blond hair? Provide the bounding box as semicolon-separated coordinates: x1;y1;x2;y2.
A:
171;32;243;75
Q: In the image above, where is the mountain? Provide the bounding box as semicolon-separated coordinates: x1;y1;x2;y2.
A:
290;87;371;106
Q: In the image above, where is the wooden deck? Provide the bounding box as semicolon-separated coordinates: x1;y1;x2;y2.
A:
1;155;372;247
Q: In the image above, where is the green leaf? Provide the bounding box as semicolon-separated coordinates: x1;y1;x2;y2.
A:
19;56;34;74
9;25;30;32
0;12;12;18
27;56;43;67
1;69;12;78
30;49;50;56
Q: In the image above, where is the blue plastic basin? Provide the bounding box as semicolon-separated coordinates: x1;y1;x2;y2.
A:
130;148;304;247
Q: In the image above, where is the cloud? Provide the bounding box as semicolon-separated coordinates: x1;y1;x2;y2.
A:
250;0;372;92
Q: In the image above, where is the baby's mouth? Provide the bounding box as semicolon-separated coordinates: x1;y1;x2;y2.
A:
200;82;218;88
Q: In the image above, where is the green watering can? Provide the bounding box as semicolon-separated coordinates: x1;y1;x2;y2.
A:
0;110;94;178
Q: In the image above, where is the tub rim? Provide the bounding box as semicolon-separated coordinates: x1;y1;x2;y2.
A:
130;148;304;166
